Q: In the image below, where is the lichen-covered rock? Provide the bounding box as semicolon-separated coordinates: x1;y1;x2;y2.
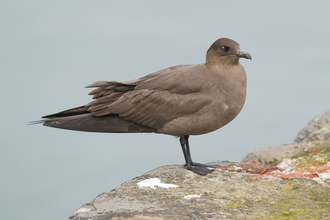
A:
240;142;317;166
68;110;330;220
69;163;330;220
241;110;330;166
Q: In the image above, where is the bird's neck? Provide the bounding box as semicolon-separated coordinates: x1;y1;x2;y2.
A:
205;56;239;69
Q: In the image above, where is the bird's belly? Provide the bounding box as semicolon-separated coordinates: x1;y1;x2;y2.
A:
158;101;243;136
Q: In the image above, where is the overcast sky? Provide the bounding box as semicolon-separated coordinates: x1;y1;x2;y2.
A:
1;1;330;220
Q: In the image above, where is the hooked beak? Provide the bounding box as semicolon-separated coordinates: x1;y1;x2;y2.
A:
236;50;252;60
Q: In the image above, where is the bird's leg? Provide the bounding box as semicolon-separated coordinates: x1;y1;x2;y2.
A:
185;136;216;167
180;135;192;170
179;135;213;176
185;135;202;166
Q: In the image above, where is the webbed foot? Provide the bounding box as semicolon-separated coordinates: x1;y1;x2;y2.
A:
186;164;214;176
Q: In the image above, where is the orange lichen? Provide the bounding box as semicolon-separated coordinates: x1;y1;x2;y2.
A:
215;160;328;182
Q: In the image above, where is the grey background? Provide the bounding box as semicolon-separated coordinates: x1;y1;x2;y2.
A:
1;1;330;219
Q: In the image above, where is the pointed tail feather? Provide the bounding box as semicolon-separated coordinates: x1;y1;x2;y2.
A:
41;113;157;133
42;106;90;119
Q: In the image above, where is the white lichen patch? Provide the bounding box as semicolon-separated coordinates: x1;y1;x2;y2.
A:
184;194;201;200
312;177;324;183
233;165;243;171
74;206;93;214
282;167;295;174
277;158;294;169
137;178;179;189
317;172;330;181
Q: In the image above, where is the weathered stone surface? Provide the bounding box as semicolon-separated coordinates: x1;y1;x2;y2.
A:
68;110;330;220
241;110;330;166
69;162;330;220
295;110;330;143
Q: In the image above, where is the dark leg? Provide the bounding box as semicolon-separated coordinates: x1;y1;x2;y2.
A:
185;135;206;166
180;135;192;169
179;135;213;175
185;135;193;165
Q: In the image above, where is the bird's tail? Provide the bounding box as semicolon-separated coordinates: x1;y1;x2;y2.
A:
31;106;156;133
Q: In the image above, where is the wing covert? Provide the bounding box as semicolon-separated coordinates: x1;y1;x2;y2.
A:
85;64;216;129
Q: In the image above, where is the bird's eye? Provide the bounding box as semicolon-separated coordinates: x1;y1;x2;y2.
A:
220;46;228;52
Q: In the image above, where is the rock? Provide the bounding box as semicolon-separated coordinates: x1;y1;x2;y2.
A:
68;111;330;219
69;163;330;220
241;110;330;166
295;110;330;143
240;142;314;166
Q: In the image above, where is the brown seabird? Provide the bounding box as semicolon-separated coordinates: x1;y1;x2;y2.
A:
40;38;252;175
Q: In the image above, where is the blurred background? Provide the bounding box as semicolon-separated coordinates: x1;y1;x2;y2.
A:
1;1;330;219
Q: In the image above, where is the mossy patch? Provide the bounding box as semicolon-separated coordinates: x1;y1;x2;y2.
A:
219;178;330;219
258;179;330;219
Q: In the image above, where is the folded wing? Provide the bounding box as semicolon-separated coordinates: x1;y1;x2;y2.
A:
85;64;214;130
42;64;216;133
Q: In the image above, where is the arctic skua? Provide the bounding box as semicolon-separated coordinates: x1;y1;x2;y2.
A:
40;38;252;175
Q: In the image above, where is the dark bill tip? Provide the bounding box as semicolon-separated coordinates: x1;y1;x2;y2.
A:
236;50;252;60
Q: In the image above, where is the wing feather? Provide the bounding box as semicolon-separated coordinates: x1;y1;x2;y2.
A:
85;64;215;129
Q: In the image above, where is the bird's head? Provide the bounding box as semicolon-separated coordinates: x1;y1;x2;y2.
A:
206;38;251;67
